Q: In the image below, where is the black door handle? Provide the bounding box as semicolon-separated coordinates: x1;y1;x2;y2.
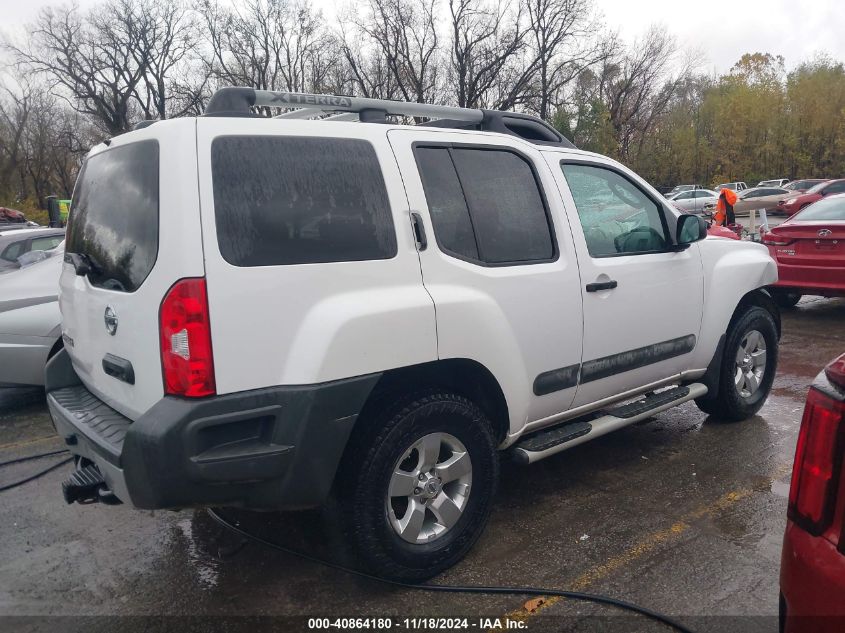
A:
586;280;618;292
411;212;427;251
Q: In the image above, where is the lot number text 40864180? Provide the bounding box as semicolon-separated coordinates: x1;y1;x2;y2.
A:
307;617;527;630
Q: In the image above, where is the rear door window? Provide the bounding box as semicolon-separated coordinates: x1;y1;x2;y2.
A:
415;145;555;264
415;147;479;260
67;140;160;292
211;136;396;266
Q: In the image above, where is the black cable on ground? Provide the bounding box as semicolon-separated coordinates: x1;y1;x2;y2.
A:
207;508;695;633
0;449;694;632
0;448;69;468
0;457;73;492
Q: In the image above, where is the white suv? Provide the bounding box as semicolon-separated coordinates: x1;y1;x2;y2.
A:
48;88;780;581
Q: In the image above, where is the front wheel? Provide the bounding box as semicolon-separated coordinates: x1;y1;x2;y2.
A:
337;391;499;582
695;306;779;421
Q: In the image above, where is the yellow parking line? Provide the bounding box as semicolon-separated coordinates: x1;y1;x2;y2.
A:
503;463;793;622
0;434;60;452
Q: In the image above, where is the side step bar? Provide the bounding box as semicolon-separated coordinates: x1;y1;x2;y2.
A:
512;383;708;464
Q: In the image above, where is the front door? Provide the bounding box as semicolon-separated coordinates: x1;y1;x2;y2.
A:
548;155;705;407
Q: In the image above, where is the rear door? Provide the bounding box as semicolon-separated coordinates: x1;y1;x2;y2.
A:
388;129;584;429
59;121;204;420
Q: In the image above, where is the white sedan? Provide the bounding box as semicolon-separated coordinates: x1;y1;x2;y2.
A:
0;244;63;386
667;188;718;214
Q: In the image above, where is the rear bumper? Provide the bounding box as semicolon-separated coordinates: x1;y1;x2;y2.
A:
45;348;380;510
768;259;845;297
780;521;845;632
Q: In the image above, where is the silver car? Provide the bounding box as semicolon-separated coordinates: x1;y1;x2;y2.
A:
667;188;718;214
0;227;65;273
0;243;63;386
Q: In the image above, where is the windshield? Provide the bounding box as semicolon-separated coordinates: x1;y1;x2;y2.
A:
785;179;823;190
804;181;831;194
791;197;845;222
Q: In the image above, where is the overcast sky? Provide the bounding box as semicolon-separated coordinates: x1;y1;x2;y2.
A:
0;0;841;75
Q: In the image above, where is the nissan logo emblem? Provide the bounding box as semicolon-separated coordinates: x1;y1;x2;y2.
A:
104;306;118;336
818;229;832;237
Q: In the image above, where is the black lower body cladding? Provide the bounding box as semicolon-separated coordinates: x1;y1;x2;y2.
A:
45;349;380;510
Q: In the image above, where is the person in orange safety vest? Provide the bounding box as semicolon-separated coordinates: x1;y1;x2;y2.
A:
713;188;737;226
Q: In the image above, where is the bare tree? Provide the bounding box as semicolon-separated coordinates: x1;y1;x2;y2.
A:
129;0;207;120
594;26;692;159
200;0;336;96
7;4;147;135
0;80;31;199
343;0;441;104
523;0;606;119
447;0;532;109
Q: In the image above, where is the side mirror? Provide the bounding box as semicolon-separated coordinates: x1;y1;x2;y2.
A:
677;214;707;246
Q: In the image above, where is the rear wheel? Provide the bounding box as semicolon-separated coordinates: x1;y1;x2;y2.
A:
771;290;801;308
695;306;778;421
337;390;499;582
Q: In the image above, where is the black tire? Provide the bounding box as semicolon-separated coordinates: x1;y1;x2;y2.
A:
695;305;778;421
337;390;499;582
771;290;801;308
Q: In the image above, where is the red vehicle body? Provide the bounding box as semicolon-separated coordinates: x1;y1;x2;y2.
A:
780;353;845;633
777;180;845;216
763;195;845;304
707;223;741;240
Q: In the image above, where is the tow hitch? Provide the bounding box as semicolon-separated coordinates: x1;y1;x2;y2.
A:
62;463;122;505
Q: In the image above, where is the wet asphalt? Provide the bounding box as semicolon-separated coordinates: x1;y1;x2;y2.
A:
0;297;843;632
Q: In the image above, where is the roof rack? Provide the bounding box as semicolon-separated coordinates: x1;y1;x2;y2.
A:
204;87;575;149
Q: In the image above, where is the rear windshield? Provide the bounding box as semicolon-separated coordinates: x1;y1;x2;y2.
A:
66;141;159;292
792;197;845;222
211;136;396;266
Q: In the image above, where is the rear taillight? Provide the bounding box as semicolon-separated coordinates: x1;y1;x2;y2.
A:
826;354;845;390
788;387;845;534
159;278;216;398
762;234;794;246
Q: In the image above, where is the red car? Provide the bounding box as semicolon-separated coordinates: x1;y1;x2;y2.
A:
763;194;845;306
780;353;845;633
777;180;845;216
707;223;741;240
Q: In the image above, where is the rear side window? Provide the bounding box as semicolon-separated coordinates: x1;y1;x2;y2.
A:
30;235;64;251
415;146;555;264
67;141;159;292
211;136;396;266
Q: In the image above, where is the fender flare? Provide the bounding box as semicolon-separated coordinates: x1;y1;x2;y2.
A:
698;288;780;401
